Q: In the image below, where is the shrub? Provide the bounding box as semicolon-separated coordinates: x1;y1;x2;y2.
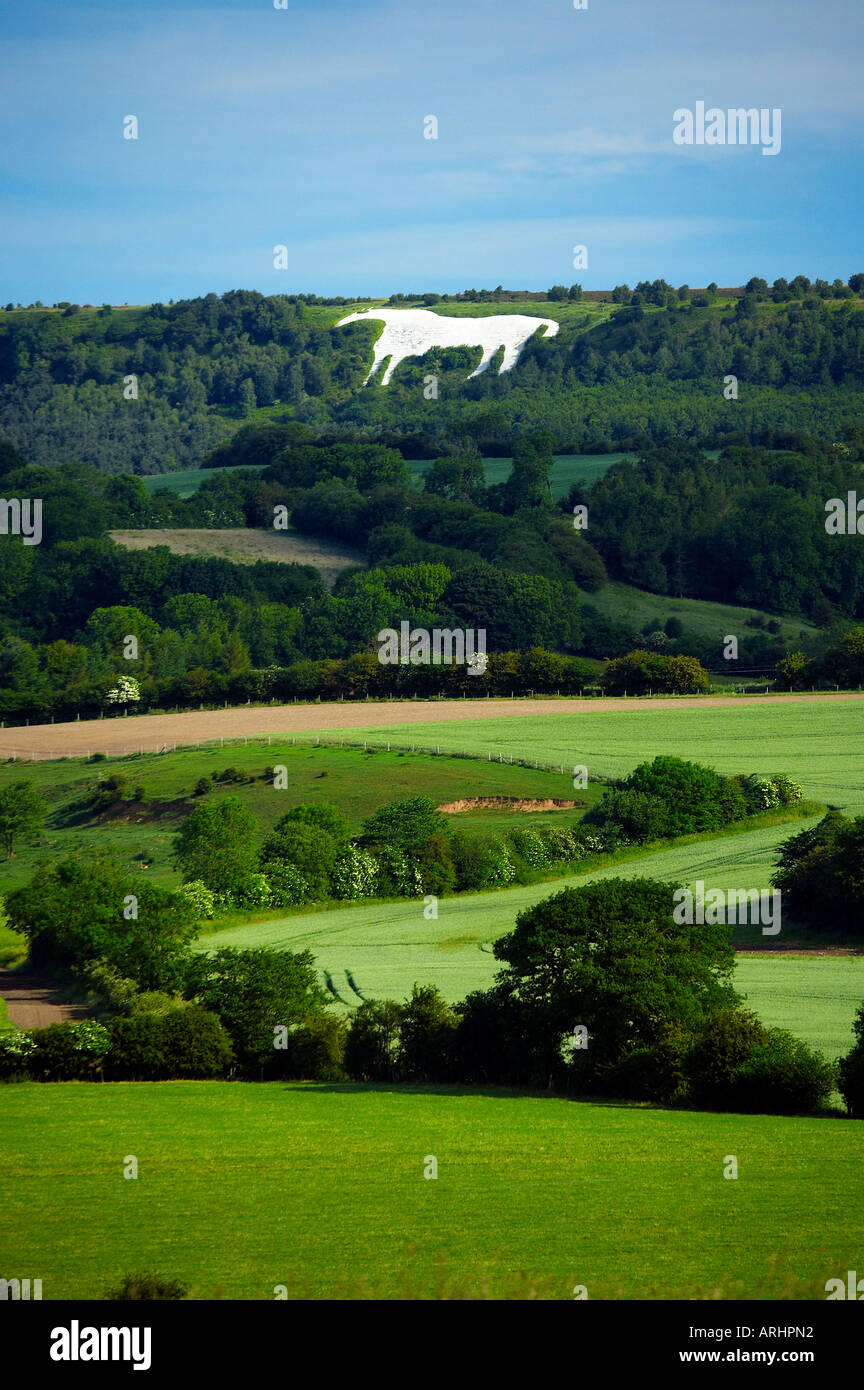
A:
275;1013;347;1081
332;846;379;900
260;822;339;899
89;773;129;811
587;787;671;842
602;650;709;695
413;832;457;896
536;826;579;863
685;1009;770;1107
184;947;328;1074
264;860;310;907
362;796;447;853
738;774;780;812
450;832;514;890
179;880;218;919
728;1030;834;1114
772;812;864;934
772;775;804;806
0;1028;36;1079
173;796;259;894
398;985;458;1081
6;859;198;992
193;776;212;796
344;1000;403;1080
594;1037;686;1104
838;1003;864;1118
620;756;746;836
28;1020;111;1080
107;1005;233;1080
230;872;273;909
276;802;352;843
509;828;551;870
102;1272;188;1301
373;846;423;897
839;1046;864;1118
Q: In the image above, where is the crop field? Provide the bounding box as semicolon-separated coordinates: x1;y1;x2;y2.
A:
1;1081;861;1301
345;700;864;814
202;830;864;1058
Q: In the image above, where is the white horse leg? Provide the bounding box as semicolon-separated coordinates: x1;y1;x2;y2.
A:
364;345;389;385
498;339;524;373
380;351;407;386
467;344;497;379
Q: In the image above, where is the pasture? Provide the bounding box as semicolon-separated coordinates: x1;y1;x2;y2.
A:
1;1082;860;1301
584;582;816;646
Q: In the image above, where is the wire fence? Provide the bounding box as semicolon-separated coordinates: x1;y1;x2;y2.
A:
1;683;856;765
4;730;579;775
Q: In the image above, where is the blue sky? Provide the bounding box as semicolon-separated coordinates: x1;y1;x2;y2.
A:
1;0;862;302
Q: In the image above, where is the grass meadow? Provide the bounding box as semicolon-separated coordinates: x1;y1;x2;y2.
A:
1;1081;861;1301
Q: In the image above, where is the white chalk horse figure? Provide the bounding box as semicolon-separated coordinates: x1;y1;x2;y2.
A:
336;307;559;386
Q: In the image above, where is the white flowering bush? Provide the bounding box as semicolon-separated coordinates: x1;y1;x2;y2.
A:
486;843;516;887
180;880;218;919
104;675;141;706
538;826;581;863
264;861;310;907
0;1029;36;1077
741;774;780;810
333;847;379;900
509;828;551;870
772;775;804;806
374;847;424;898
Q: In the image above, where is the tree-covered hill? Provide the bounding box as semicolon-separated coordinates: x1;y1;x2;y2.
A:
1;278;863;474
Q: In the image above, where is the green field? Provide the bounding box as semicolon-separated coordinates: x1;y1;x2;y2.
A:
330;699;864;813
140;464;263;498
410;453;633;500
584;582;816;647
202;828;864;1058
1;1082;860;1301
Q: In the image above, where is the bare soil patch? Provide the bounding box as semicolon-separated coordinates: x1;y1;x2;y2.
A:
437;796;579;812
1;692;862;762
0;973;90;1029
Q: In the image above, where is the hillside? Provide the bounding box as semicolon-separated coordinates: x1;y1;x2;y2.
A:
2;281;863;474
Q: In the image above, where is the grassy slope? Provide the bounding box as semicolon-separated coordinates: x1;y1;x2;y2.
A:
1;1081;860;1300
0;744;604;893
584;583;816;647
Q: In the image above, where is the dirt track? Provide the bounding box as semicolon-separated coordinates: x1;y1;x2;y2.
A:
1;692;862;761
0;974;90;1029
